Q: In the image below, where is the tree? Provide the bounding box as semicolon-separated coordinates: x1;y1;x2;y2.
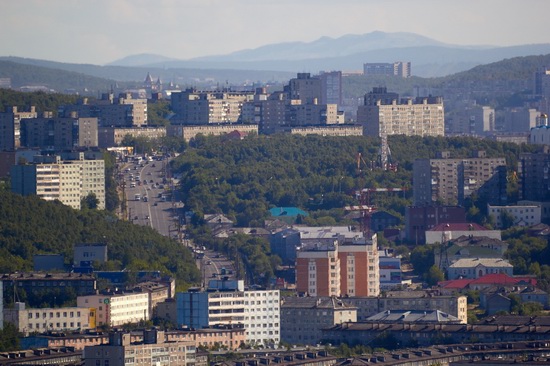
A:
81;192;99;210
426;265;445;286
0;322;20;352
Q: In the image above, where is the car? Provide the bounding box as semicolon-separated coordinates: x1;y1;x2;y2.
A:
134;216;138;220
145;215;149;220
206;261;212;265
153;202;158;206
147;172;152;175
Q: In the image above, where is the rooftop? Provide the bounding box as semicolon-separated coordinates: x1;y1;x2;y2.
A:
449;258;513;268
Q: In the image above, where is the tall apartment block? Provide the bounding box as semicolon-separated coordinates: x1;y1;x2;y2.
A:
60;93;147;127
11;152;105;210
295;235;379;297
0;106;38;151
175;281;280;346
413;151;507;206
319;71;343;106
170;88;255;125
20;116;98;150
357;87;444;137
363;62;411;78
519;145;550;202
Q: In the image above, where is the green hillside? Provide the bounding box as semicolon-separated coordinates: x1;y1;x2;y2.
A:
0;191;200;288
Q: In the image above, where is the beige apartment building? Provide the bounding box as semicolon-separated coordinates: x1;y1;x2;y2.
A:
77;290;150;327
357;87;444;137
4;302;91;335
170;89;255;125
11;152;105;209
280;297;357;345
343;291;468;324
290;125;361;137
84;330;197;366
167;124;258;142
413;151;506;206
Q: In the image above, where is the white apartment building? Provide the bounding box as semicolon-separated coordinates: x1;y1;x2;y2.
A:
177;285;280;346
487;204;542;229
77;291;149;327
4;302;91;335
11;152;105;210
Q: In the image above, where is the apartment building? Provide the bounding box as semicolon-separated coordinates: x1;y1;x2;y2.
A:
10;152;105;210
20;116;98;150
295;233;379;297
4;302;91;335
175;282;280;346
289;124;361;137
167;124;258;142
84;330;197;366
343;291;468;324
60;93;147;127
405;205;466;244
98;126;166;148
1;272;96;298
519;145;550;202
413;151;507;206
357;87;444;137
77;290;150;327
363;62;411;78
170;88;255;125
280;297;357;346
0;106;38;151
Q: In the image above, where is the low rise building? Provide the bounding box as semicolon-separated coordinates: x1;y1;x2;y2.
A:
487;204;542;228
343;291;467;324
447;258;514;280
167;124;258;142
425;223;501;245
280;296;357;346
4;302;91;335
83;329;198;366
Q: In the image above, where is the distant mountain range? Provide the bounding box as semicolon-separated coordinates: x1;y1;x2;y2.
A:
2;31;550;94
107;31;550;77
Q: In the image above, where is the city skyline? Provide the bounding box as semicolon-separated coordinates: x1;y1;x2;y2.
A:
2;0;550;66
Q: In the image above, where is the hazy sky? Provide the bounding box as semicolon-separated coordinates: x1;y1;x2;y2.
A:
2;0;549;65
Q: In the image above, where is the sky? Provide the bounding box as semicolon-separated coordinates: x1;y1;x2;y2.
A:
2;0;550;65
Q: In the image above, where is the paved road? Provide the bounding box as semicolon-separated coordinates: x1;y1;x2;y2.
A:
121;158;181;239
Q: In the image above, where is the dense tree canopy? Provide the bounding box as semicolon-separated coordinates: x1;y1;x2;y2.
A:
172;134;537;228
0;191;200;288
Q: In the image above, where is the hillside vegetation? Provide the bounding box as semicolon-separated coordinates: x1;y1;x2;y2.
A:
0;191;200;288
173;134;538;228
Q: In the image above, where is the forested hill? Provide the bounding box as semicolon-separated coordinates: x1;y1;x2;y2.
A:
0;191;200;288
173;134;539;227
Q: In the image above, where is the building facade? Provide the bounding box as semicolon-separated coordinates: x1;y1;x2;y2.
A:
363;62;411;78
175;285;280;346
0;106;38;151
20;116;98;150
295;234;379;297
10;152;105;210
519;146;550;202
84;330;197;366
447;258;514;280
413;151;507;206
280;297;357;345
487;204;542;228
357;87;444;137
4;302;91;335
343;291;467;324
77;291;150;327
